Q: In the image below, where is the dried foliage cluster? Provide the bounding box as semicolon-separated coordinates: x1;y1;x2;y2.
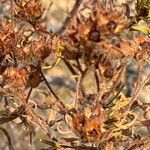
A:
0;0;150;150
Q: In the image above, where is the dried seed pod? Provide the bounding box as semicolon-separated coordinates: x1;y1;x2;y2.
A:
101;92;110;100
88;30;101;42
72;113;87;133
17;9;25;19
107;20;117;33
103;68;114;78
140;41;150;51
84;118;101;142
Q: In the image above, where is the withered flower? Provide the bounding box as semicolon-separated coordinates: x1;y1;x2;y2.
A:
0;20;25;61
0;21;16;60
84;117;104;142
3;67;28;87
67;105;106;142
14;0;43;24
96;2;128;35
72;112;87;134
30;37;51;60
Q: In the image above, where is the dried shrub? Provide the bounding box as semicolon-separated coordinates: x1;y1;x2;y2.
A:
0;0;150;150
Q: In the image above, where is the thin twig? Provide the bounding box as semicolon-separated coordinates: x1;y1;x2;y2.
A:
0;127;14;150
104;84;125;108
56;0;83;34
21;95;52;138
129;74;150;107
0;106;25;125
25;104;52;138
76;59;83;73
26;88;33;103
76;73;84;99
40;68;66;109
63;59;77;78
40;138;97;150
75;69;87;106
131;61;144;99
94;69;100;92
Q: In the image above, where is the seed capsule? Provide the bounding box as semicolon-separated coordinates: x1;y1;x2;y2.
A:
140;41;150;51
88;30;101;42
103;68;114;78
107;20;117;33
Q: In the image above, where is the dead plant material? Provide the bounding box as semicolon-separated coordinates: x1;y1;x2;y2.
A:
0;0;150;149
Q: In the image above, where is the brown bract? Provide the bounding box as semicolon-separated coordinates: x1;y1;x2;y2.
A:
96;2;128;35
67;105;106;143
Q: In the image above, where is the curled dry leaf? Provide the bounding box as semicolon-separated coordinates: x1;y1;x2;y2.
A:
26;65;42;88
